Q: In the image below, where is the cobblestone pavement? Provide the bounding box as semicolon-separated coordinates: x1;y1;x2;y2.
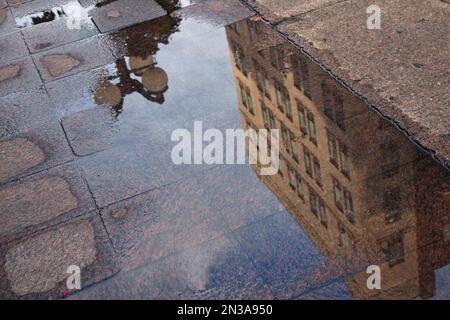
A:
0;0;449;300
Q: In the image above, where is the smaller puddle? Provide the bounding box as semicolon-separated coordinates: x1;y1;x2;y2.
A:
156;0;195;13
15;2;94;28
95;0;120;8
16;7;65;28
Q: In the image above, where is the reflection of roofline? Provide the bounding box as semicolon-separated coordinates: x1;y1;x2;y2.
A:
241;0;450;171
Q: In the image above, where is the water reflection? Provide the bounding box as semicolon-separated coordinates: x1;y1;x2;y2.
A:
226;18;450;299
92;15;180;116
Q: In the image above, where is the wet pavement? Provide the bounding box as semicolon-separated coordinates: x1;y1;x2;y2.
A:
0;0;449;300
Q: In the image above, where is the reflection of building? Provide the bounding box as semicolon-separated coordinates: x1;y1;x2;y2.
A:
226;18;450;299
93;15;180;115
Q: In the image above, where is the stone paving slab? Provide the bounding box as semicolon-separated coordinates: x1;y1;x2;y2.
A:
232;212;365;299
99;173;230;271
0;163;95;242
45;63;119;116
10;0;71;19
91;0;166;33
0;119;74;185
243;0;344;23
0;211;119;299
102;14;180;58
173;0;253;26
294;278;352;300
78;0;97;7
248;0;450;166
22;16;99;53
33;35;114;81
0;89;57;137
0;56;42;96
0;6;18;36
70;233;273;299
76;141;215;208
6;0;32;6
0;31;29;64
61;105;123;156
192;165;285;231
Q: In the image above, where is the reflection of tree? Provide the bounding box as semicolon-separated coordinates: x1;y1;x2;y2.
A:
93;15;180;116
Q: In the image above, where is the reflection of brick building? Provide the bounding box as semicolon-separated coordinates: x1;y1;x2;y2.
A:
226;18;450;299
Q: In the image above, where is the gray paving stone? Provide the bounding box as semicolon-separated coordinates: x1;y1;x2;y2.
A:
91;0;166;33
0;31;29;64
0;163;95;241
0;89;58;137
0;119;74;185
0;211;119;299
22;16;99;53
0;56;42;96
7;0;33;6
32;35;114;81
0;6;18;36
10;0;71;19
245;0;342;22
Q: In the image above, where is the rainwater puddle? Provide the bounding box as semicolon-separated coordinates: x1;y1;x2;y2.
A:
15;1;94;28
36;8;449;300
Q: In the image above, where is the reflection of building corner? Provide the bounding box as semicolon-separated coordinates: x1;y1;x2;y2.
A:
225;18;450;300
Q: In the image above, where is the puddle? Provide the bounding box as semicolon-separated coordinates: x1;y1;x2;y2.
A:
88;15;181;116
16;7;66;28
15;1;94;28
222;18;450;299
3;2;449;299
156;0;197;13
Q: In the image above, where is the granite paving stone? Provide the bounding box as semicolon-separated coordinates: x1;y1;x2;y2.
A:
91;0;166;33
0;31;29;64
0;163;96;242
0;89;58;137
32;35;115;81
99;173;230;271
173;0;253;26
0;5;18;36
22;16;99;53
0;119;74;185
6;0;33;7
69;234;273;299
10;0;72;19
0;211;119;299
232;212;341;299
76;140;215;208
0;56;42;96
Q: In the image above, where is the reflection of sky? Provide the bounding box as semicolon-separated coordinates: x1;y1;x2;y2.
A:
433;265;450;299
